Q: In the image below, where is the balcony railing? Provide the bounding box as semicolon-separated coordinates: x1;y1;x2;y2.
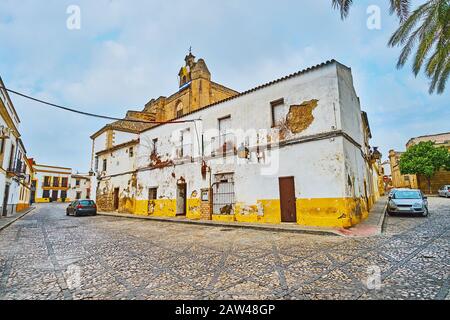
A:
7;165;26;178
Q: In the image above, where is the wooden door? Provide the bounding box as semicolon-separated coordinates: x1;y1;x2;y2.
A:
113;188;120;210
279;177;297;223
176;183;187;216
2;184;10;216
51;190;58;202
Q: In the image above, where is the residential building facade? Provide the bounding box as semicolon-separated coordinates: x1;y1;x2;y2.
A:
91;55;380;228
69;174;92;201
33;164;72;203
0;77;33;217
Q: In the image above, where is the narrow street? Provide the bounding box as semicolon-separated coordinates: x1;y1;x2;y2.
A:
0;198;449;300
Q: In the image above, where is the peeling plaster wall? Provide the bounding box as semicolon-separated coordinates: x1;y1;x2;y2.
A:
92;61;374;227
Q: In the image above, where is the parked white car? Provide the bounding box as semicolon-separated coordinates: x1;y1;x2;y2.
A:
438;185;450;198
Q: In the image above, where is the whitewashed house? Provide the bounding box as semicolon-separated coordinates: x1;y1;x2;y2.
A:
91;58;380;228
0;76;33;216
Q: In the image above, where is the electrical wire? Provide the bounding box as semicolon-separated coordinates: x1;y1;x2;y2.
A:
0;85;205;159
0;85;199;124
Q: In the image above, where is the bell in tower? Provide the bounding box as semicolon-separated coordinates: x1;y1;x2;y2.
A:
178;48;196;88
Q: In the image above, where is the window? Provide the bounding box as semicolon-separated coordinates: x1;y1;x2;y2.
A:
271;98;286;127
43;176;51;187
176;102;184;118
75;179;80;187
177;129;192;158
61;191;67;199
129;147;134;157
102;159;107;172
43;190;50;198
53;177;60;187
8;143;15;170
76;192;82;200
0;138;4;154
61;177;68;188
80;200;95;206
95;156;99;171
148;188;158;200
151;138;158;155
16;151;23;173
218;116;234;155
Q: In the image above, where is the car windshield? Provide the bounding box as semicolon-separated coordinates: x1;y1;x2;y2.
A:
80;200;95;206
394;190;422;199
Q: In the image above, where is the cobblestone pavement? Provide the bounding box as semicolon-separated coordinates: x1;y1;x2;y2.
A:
0;198;449;300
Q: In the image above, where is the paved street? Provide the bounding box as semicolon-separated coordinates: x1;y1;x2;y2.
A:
0;198;449;300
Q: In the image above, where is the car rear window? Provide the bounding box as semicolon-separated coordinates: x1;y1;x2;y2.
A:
394;190;421;199
80;200;95;206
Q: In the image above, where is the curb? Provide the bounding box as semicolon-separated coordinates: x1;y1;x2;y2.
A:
378;202;388;234
97;212;341;236
0;207;36;232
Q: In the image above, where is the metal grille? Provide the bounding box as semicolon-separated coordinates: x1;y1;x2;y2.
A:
213;174;235;215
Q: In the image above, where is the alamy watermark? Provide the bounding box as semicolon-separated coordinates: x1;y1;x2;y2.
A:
66;5;81;30
366;265;382;290
367;5;381;30
65;264;82;290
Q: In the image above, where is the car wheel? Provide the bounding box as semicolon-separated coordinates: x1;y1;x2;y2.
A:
387;210;394;216
66;210;69;216
422;208;429;217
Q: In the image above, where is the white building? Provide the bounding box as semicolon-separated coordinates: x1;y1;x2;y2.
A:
91;58;380;228
0;76;33;217
69;174;92;201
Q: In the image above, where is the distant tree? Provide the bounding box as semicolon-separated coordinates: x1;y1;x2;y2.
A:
331;0;450;94
399;141;450;193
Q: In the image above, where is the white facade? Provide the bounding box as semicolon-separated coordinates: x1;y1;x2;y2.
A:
69;174;92;201
92;60;377;227
33;164;72;203
0;77;32;217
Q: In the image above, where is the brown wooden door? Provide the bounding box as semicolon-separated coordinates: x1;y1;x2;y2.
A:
176;183;187;216
113;188;120;210
51;190;58;202
279;177;297;223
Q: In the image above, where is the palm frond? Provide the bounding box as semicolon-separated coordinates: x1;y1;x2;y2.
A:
437;58;450;93
331;0;353;19
390;0;411;21
388;2;430;47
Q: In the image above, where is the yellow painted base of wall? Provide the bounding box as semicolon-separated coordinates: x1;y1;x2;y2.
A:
16;203;30;212
133;199;177;217
35;198;71;203
117;196;372;229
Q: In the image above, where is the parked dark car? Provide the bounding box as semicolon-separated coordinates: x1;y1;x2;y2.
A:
387;189;429;217
66;200;97;217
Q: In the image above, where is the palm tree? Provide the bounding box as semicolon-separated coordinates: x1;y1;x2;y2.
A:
332;0;450;94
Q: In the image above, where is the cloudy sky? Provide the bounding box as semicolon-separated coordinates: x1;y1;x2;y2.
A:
0;0;448;172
